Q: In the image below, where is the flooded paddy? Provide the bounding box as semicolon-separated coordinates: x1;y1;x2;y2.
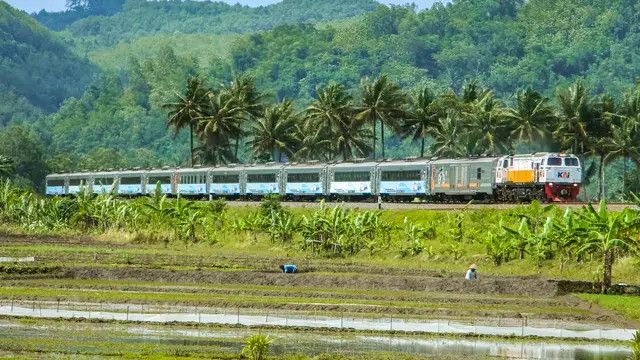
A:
0;320;630;359
0;301;635;341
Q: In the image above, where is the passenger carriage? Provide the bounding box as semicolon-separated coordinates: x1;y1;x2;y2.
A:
175;167;208;197
282;162;328;200
209;165;242;199
328;161;377;200
376;159;430;201
243;163;283;198
430;157;498;202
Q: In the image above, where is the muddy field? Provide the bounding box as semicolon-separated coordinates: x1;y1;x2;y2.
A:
0;232;637;360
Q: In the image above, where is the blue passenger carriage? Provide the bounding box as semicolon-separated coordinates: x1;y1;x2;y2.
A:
209;164;242;198
377;159;430;201
283;162;327;200
328;161;377;200
243;163;283;198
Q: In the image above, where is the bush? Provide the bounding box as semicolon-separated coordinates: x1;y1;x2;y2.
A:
241;334;272;360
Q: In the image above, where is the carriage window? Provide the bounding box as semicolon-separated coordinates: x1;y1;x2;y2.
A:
69;178;86;186
502;160;509;168
288;173;320;183
547;157;562;166
212;174;239;183
477;168;482;180
247;173;276;183
335;172;370;182
181;174;204;183
148;176;171;185
96;178;114;185
381;170;421;181
47;179;65;187
564;158;579;166
120;177;141;185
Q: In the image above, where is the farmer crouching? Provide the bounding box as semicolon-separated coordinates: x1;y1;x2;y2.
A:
280;264;297;273
465;264;478;281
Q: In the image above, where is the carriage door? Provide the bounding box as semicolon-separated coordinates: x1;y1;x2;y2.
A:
461;164;469;189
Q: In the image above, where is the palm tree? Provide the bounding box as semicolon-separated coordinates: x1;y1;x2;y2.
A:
249;100;298;162
402;86;439;158
163;76;210;166
463;91;509;155
355;76;407;159
430;113;466;158
555;81;596;155
333;118;372;160
0;155;13;178
226;75;265;162
306;84;353;160
503;88;556;152
293;121;332;162
608;118;640;196
195;89;244;165
591;95;617;201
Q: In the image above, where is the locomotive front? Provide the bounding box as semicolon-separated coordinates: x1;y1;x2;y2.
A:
538;154;582;202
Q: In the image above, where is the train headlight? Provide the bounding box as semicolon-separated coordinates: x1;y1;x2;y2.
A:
548;183;554;187
573;183;578;187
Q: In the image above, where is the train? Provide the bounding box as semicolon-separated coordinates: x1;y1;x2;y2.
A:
45;152;582;203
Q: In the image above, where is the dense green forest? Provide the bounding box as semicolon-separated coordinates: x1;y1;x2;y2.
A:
0;2;95;123
1;0;640;197
35;0;379;51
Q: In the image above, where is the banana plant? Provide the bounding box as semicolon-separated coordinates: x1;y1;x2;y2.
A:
575;200;640;293
484;222;514;266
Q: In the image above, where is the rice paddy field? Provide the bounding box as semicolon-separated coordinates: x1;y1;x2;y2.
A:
0;198;639;359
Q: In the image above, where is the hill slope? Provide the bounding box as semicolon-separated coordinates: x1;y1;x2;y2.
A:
38;0;378;51
0;1;95;124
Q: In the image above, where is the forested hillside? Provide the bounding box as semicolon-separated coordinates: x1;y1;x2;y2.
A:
0;1;95;124
36;0;379;51
229;0;640;101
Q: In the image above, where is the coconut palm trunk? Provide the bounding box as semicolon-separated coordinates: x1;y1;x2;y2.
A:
599;154;606;201
380;119;385;159
602;249;614;293
190;123;195;167
372;115;377;159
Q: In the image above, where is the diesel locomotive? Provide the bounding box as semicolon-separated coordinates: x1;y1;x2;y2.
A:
45;152;582;203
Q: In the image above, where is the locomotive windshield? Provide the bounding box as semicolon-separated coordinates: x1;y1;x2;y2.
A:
547;157;562;166
564;158;579;166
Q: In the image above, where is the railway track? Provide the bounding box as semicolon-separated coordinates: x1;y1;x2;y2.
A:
225;201;637;211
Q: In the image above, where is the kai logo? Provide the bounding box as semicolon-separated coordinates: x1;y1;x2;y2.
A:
557;171;570;179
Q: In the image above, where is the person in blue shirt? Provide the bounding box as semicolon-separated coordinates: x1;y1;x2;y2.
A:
280;264;297;273
465;264;478;281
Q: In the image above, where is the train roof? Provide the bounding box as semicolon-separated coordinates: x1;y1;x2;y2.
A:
282;161;327;170
377;159;430;168
330;160;379;169
430;156;500;165
243;163;285;171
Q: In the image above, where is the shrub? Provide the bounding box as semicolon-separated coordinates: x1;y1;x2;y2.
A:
241;334;272;360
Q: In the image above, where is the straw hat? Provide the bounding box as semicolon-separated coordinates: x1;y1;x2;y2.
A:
469;263;477;270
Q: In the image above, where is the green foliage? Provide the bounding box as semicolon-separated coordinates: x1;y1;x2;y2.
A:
0;2;95;118
630;330;640;360
48;0;378;51
0;126;47;190
241;333;272;360
399;217;432;257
